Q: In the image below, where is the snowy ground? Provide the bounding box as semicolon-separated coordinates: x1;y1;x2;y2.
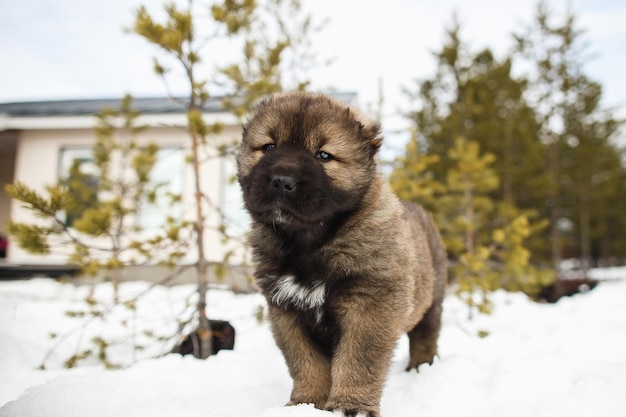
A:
1;268;625;417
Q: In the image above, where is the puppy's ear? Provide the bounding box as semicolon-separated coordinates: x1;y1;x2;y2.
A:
345;107;383;152
356;120;383;154
361;121;383;151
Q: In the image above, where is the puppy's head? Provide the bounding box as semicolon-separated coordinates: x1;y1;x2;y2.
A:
237;92;382;230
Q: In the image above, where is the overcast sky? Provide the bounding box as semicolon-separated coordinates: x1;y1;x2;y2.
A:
1;0;624;147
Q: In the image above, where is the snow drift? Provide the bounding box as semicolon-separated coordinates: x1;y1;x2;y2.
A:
1;268;625;416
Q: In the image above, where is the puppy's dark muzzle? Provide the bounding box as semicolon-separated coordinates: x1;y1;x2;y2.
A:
271;175;297;195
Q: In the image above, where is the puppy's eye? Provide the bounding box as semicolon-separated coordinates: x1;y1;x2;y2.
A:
315;150;333;162
262;143;276;153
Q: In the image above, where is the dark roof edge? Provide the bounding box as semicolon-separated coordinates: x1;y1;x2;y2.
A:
0;92;358;118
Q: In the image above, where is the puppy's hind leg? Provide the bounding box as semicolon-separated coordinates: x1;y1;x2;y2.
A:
406;301;442;371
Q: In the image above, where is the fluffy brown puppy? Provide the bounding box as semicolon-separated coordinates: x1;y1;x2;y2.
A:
237;92;447;417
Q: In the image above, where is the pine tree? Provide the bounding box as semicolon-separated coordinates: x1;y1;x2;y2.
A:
391;136;552;317
7;0;329;365
559;75;624;270
395;18;557;314
6;96;192;367
514;1;625;268
395;4;626;315
218;0;329;115
389;130;443;210
402;19;551;263
132;0;328;358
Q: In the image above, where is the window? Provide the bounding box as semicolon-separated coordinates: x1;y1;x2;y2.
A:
220;156;250;237
58;146;185;231
137;147;185;230
58;147;99;227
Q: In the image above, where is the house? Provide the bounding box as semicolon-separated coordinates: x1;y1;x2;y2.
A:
0;93;356;287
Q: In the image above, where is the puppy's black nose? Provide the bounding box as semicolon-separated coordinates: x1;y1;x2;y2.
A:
271;175;296;194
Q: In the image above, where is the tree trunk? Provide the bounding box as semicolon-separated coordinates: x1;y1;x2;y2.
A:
190;123;212;359
547;138;562;269
579;198;592;273
463;172;475;257
502;110;514;204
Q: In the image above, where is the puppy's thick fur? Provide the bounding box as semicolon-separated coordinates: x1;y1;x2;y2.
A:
237;92;447;417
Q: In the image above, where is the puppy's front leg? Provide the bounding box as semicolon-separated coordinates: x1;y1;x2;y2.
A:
268;304;331;408
325;297;401;417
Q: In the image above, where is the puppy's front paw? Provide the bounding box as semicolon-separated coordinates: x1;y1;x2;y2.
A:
331;409;380;417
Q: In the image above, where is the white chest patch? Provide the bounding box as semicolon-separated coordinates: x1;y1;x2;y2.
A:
271;275;326;312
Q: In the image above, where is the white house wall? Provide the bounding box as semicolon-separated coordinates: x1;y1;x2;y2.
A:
8;123;249;266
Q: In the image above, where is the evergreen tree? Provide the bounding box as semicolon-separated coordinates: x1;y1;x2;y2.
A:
132;0;328;358
218;0;329;115
559;75;624;269
402;17;468;168
402;19;550;263
6;96;192;367
389;130;443;210
398;4;626;308
462;51;548;211
391;136;552;317
514;1;625;268
7;0;329;366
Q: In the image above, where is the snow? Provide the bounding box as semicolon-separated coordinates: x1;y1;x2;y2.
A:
2;269;626;417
